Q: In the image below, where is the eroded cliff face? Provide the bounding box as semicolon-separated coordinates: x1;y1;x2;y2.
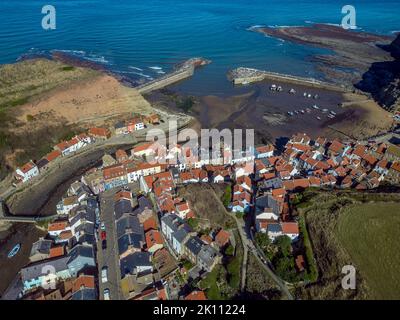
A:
357;34;400;112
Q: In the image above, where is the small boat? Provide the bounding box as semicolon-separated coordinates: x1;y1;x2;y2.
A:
8;243;21;258
300;110;305;114
307;94;312;98
289;88;296;94
322;108;329;113
287;111;294;116
330;111;337;115
303;92;307;97
314;94;319;99
316;116;321;120
306;108;311;113
328;114;335;119
312;104;319;109
294;110;299;115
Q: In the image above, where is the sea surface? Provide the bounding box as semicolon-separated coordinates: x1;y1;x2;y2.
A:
1;0;400;95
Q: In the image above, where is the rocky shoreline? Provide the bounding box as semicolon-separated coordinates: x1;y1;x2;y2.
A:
251;24;394;88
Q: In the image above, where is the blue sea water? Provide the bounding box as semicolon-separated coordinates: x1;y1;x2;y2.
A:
1;0;400;95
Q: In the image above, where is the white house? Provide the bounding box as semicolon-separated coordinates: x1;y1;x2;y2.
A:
175;201;190;219
48;221;71;238
281;222;299;242
15;161;39;183
256;145;275;159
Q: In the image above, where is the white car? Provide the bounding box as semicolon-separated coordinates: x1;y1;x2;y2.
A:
101;266;108;283
100;222;106;231
103;288;110;300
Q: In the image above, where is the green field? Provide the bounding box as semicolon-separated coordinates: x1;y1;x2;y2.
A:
336;202;400;299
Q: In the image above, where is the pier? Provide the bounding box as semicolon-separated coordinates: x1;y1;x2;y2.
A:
136;57;210;94
228;67;347;92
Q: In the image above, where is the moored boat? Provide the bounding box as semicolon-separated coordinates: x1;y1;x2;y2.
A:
8;243;21;258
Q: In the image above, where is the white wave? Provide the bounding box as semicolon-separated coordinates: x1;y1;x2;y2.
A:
53;49;86;56
157;71;166;74
129;66;143;71
85;55;109;64
268;24;302;29
390;30;400;34
149;66;163;70
247;24;266;31
130;71;153;79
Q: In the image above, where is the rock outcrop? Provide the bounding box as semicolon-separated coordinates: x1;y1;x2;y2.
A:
356;34;400;112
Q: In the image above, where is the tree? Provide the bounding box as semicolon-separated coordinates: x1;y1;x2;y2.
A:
255;232;271;251
274;235;292;257
225;244;234;256
222;185;232;208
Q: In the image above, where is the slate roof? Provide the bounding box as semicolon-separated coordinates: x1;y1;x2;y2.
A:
255;194;279;215
261;177;283;190
118;233;144;255
71;288;97;300
132;195;152;215
198;245;219;266
120;252;152;277
30;239;52;256
185;236;203;256
67;245;94;265
267;223;282;233
21;256;70;281
116;215;143;238
172;228;189;244
114;199;132;220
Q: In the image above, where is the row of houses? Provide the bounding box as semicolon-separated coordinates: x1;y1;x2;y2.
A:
14;131;103;184
110;189;169;300
113;113;160;136
20;181;100;300
252;132;400;242
160;214;223;273
14;112;162;185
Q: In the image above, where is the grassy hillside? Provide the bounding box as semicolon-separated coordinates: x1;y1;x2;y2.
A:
0;58;152;180
294;189;400;300
0;59;99;179
0;59;99;114
336;202;400;299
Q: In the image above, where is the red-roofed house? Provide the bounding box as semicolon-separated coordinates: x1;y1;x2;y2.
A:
256;144;275;158
88;127;111;140
185;290;207;300
15;161;39;183
145;230;164;253
115;149;129;163
281;222;299;241
215;229;231;248
176;201;191;219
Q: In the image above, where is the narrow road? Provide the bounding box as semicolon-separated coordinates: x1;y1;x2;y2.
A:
233;213;294;300
97;190;124;300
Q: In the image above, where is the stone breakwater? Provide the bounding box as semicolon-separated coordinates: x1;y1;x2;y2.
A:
137;57;211;94
227;67;347;92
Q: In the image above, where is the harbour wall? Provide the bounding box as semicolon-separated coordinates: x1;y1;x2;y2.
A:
231;68;348;92
137;66;195;94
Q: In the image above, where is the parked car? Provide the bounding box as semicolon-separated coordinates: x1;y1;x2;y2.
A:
100;230;107;241
100;222;106;231
101;266;108;283
102;239;107;250
103;288;110;300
